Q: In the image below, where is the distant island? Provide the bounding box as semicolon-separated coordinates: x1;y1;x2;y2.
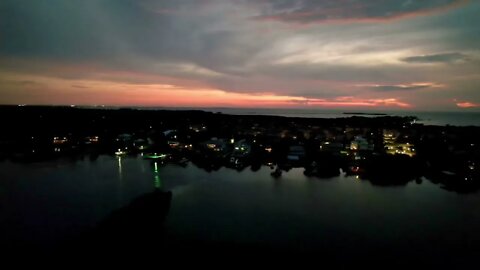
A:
343;112;388;116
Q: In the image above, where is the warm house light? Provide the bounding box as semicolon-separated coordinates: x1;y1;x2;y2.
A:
53;137;68;144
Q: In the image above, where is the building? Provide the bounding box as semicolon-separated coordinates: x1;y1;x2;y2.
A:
350;136;374;151
385;143;416;157
204;138;228;153
320;142;344;153
232;139;251;158
383;130;416;157
287;145;306;161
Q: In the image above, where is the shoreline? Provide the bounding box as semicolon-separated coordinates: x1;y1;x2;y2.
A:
3;104;480;127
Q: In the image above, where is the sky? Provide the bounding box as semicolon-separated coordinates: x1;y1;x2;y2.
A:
1;0;479;111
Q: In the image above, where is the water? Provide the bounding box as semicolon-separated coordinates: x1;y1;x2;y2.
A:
85;106;480;126
1;156;480;263
198;108;480;127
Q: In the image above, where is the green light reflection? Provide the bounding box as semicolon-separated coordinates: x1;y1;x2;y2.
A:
153;162;162;189
154;175;162;189
117;156;123;178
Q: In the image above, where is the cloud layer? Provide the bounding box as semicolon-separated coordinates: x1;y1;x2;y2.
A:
254;0;468;23
0;0;479;110
402;52;469;64
361;83;443;92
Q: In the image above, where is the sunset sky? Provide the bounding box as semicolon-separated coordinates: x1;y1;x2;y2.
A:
1;0;479;110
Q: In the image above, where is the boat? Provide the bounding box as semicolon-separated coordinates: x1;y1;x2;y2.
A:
143;153;170;160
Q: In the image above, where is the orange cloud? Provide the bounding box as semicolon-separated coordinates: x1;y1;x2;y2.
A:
0;71;412;109
456;101;480;108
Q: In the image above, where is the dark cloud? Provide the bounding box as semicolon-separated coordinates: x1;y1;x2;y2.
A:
367;83;437;92
71;84;89;89
254;0;467;23
401;52;469;64
17;80;40;86
0;0;265;77
0;0;196;60
0;79;44;87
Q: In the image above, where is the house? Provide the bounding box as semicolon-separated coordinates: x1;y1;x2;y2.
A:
204;138;228;153
287;145;306;161
320;142;344;155
232;139;251;158
350;136;374;151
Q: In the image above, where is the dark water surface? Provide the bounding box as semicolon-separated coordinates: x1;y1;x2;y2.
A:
1;156;479;264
